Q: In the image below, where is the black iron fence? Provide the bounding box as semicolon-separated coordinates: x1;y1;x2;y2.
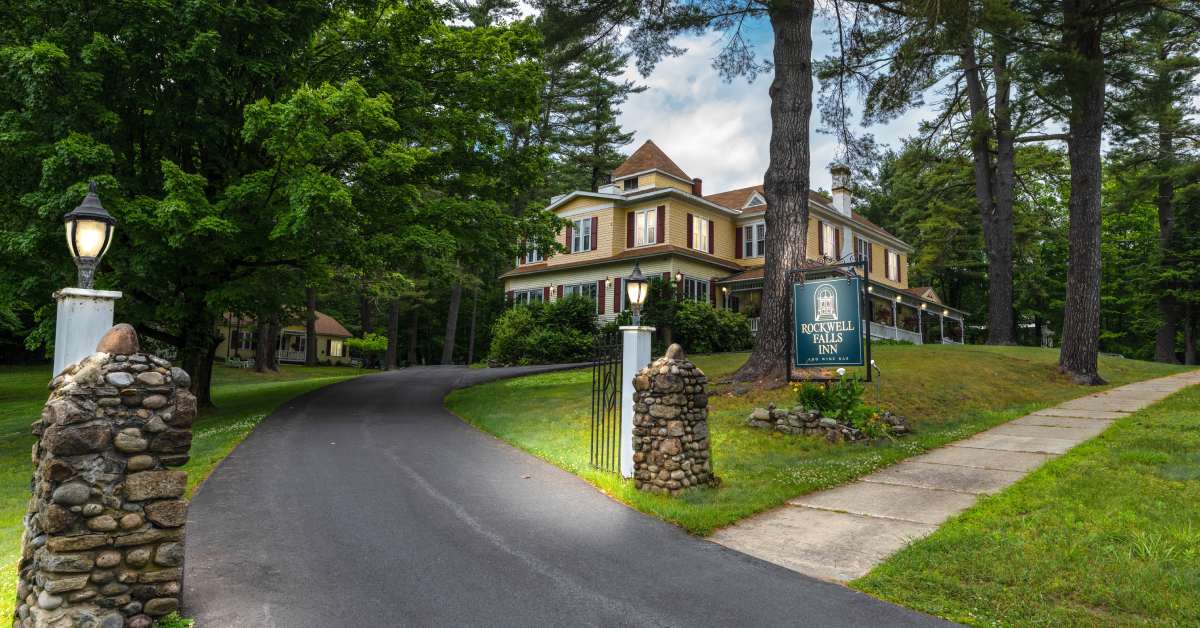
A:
589;331;622;473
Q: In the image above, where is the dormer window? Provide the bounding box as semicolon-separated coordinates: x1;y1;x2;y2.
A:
526;247;543;264
623;177;638;191
745;193;765;207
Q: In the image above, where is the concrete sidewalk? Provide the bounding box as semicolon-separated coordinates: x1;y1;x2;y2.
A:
710;369;1200;582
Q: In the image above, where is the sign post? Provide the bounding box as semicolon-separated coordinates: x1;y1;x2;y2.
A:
788;262;870;382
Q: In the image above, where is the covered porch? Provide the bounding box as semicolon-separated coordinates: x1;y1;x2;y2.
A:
716;270;966;345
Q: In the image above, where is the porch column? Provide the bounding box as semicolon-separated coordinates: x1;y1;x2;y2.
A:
620;325;654;478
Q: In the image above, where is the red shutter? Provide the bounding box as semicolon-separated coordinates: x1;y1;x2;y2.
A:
709;278;717;305
867;242;873;272
590;216;598;250
735;226;743;259
687;214;694;248
662;271;671;286
817;221;825;255
708;220;715;254
656;206;665;244
506;290;514;305
519;250;526;265
898;255;903;284
556;284;564;299
627;212;635;248
543;286;550;301
835;227;842;259
613;278;622;313
596;280;605;313
566;224;573;253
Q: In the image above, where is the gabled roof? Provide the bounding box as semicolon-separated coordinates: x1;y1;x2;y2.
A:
612;140;691;181
704;185;763;210
223;310;352;338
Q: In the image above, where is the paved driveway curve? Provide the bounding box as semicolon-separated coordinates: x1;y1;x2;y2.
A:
183;366;949;627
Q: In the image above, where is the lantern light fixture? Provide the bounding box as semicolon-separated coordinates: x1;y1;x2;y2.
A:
943;309;949;316
895;294;902;302
626;262;649;325
63;181;117;290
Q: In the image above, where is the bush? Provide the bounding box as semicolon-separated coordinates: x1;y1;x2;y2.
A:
793;374;887;436
673;300;754;354
488;295;598;365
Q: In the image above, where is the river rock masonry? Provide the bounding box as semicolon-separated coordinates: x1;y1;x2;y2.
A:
631;344;718;495
13;325;196;628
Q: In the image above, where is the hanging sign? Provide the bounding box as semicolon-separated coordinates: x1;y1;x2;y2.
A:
792;276;865;369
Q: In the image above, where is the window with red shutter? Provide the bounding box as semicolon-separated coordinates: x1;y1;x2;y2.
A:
686;214;694;248
656;206;665;244
556;285;563;299
543;286;550;301
708;220;714;254
735;227;743;259
612;277;622;313
626;212;635;248
590;216;598;250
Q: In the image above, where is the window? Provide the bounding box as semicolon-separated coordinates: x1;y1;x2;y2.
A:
681;276;709;302
525;246;543;264
563;282;600;312
742;222;765;258
820;222;837;258
745;193;765;207
623;177;638;191
327;339;344;358
237;330;256;351
634;207;657;246
855;237;870;270
886;249;901;281
570;218;592;253
512;288;544;305
692;216;710;252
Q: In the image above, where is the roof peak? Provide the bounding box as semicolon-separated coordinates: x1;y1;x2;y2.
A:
612;140;691;181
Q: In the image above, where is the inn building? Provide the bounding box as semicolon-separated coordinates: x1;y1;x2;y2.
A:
501;140;966;344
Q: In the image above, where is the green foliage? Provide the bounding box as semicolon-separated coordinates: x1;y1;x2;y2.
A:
153;612;195;628
672;300;752;354
793;375;881;432
487;295;598;365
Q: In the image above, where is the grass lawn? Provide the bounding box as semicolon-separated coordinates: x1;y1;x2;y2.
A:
854;383;1200;626
445;344;1188;536
0;362;364;622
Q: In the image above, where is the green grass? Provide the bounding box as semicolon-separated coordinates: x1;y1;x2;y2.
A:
445;345;1188;536
853;384;1200;627
0;362;363;622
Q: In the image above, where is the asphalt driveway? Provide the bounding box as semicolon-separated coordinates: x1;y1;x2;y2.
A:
183;365;950;627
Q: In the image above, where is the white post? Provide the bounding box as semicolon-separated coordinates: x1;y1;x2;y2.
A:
53;287;122;375
619;325;654;479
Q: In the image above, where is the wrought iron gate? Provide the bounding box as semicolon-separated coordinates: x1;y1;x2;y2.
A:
590;331;622;473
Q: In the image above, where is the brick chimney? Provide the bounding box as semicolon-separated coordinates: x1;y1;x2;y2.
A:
830;164;851;216
692;178;703;196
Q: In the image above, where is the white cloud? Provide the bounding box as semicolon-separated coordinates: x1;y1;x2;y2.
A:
618;27;930;194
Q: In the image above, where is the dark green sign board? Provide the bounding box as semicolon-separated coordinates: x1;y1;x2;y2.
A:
792;277;865;368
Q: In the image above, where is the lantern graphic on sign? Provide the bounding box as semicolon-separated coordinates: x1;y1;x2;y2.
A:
814;284;838;321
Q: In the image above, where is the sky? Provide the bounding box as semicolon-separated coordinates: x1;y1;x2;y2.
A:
617;17;935;195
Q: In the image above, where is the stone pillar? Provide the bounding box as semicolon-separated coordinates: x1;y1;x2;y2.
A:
14;324;196;628
631;344;717;495
619;325;654;478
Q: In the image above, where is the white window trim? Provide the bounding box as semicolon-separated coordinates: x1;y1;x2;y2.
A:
563;282;601;313
634;207;657;247
513;288;545;305
692;215;710;252
742;221;765;258
820;222;837;258
570;218;592;253
680;275;709;302
525;246;543;264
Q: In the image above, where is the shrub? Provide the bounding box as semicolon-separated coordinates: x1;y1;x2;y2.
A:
488;295;598;365
673;300;754;354
793;374;888;435
345;332;388;368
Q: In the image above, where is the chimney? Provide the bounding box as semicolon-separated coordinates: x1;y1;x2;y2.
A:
830;164;851;216
692;177;703;196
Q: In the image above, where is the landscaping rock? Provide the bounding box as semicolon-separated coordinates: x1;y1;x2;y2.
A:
95;324;139;355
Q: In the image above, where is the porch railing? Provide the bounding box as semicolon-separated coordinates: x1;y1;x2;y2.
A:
748;317;759;335
277;349;306;363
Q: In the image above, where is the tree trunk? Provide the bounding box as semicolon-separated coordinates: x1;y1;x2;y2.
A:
359;287;373;335
255;322;272;373
732;0;814;384
305;286;318;366
961;42;1016;345
467;290;479;365
1153;125;1178;363
178;310;220;407
407;309;419;366
441;284;463;365
266;317;280;372
1058;0;1105;385
385;299;400;371
1184;303;1196;365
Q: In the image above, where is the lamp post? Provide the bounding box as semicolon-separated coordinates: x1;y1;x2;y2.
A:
63;181;117;289
619;262;654;479
53;181;123;375
626;262;649;325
